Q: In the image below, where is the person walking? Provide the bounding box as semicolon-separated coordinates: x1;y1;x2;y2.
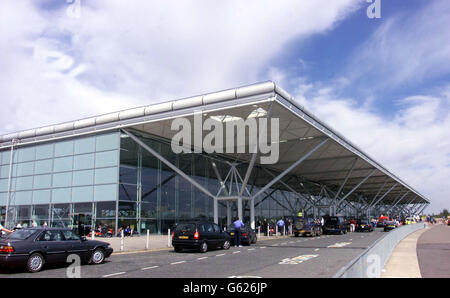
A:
277;218;285;236
233;218;244;247
350;218;356;233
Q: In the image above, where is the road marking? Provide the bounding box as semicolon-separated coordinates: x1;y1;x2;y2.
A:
279;255;318;265
248;248;255;251
349;239;353;241
216;253;226;257
233;251;241;254
314;248;320;251
103;272;126;277
141;266;159;270
197;256;208;260
171;260;186;265
328;242;352;248
260;246;266;249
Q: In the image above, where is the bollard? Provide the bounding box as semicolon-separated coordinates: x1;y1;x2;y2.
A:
258;226;261;239
120;230;124;252
168;229;171;247
276;225;278;236
146;229;149;250
91;230;95;240
283;226;285;236
267;224;270;237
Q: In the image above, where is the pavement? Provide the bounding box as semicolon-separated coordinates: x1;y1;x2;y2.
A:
0;229;387;278
382;223;450;278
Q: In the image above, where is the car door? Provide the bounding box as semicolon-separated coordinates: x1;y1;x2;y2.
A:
36;230;68;264
213;223;225;246
62;229;91;262
200;223;215;245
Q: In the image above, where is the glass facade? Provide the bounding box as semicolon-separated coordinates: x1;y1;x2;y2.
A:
0;130;310;235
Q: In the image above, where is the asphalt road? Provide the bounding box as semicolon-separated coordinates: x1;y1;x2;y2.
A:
0;228;387;278
417;223;450;278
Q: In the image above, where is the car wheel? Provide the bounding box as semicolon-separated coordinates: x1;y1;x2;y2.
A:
174;246;182;252
90;248;105;265
222;240;231;250
199;241;208;253
252;236;257;244
27;253;45;273
294;233;299;237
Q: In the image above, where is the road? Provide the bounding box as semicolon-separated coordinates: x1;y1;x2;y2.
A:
417;223;450;278
0;228;387;278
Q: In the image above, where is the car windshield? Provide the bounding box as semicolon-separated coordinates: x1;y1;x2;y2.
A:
6;229;38;240
175;224;196;232
386;221;395;225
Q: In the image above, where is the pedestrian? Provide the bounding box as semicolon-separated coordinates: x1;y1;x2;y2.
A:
43;221;48;227
15;221;23;229
277;218;285;235
0;222;13;237
350;218;356;232
31;220;37;227
233;217;244;247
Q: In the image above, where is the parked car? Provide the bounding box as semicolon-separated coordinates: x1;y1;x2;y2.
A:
355;219;374;232
376;216;389;227
0;227;113;273
226;224;257;246
384;221;397;232
322;216;347;235
293;218;322;237
405;217;417;225
172;222;230;253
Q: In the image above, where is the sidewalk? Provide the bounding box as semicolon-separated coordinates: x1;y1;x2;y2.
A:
101;233;293;254
381;225;429;278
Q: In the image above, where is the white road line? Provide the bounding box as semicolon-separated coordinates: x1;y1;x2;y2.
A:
197;256;208;260
248;248;255;251
103;272;126;278
216;253;226;257
171;260;186;265
260;246;266;249
141;266;159;270
233;251;241;254
314;248;320;251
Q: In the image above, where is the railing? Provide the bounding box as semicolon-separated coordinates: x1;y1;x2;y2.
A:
333;222;426;278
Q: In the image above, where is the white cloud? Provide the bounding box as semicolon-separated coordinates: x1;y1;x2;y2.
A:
0;0;362;134
292;83;450;214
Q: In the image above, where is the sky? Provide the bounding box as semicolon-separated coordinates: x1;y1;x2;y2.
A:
0;0;449;213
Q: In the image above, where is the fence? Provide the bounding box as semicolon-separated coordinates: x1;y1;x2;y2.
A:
333;222;426;278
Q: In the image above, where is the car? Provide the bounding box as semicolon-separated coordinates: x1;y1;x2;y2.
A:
355;219;374;232
322;216;347;235
384;221;397;232
172;222;231;253
405;217;417;225
0;227;113;273
293;218;322;237
226;224;257;246
376;216;389;228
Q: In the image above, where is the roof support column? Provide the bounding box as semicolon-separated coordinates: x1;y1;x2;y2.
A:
251;138;329;200
122;129;216;200
386;191;409;215
332;158;358;215
336;168;377;208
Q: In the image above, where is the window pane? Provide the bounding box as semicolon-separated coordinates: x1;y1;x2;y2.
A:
52;203;70;218
118;201;137;217
119;184;137;201
0;150;11;165
18;205;31;219
94;184;117;202
73;170;94;186
96;201;116;218
35;144;53;160
52;172;72;188
54;140;73;157
17;147;35;162
74;136;95;155
96;150;118;168
33;174;52;189
16;176;33;191
0;192;6;205
73;202;92;213
0;165;9;178
96;133;119;151
35;159;53;175
52;188;71;203
33;190;51;204
73;153;95;170
95;167;117;184
72;186;93;203
15;191;33;205
0;179;8;192
119;165;137;184
54;156;73;172
16;162;34;177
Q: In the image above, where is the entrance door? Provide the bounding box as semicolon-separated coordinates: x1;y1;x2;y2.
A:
73;213;92;236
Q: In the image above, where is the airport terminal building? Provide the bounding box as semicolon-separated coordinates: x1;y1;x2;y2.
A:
0;82;429;234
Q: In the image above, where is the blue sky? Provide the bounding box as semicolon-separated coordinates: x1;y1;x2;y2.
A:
0;0;449;213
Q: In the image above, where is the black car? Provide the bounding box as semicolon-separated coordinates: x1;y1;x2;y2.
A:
226;224;257;246
293;218;322;237
172;222;231;253
0;227;113;273
384;221;397;232
355;219;374;232
322;216;347;235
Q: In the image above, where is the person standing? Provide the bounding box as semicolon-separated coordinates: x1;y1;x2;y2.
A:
277;218;285;236
0;222;13;237
233;218;244;247
350;218;356;233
